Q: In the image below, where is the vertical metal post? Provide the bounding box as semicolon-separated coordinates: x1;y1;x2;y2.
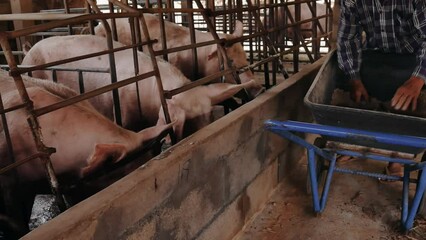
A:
0;34;66;212
186;0;199;80
63;0;73;35
78;70;85;94
87;0;123;126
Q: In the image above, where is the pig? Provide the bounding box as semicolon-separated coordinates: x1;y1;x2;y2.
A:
21;35;257;140
0;69;175;181
287;3;328;39
263;3;329;40
94;14;264;98
0;71;174;236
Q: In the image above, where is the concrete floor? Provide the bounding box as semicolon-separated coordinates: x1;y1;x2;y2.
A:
236;137;426;240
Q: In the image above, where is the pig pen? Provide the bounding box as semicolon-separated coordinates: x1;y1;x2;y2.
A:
20;47;324;240
18;53;426;240
0;0;340;237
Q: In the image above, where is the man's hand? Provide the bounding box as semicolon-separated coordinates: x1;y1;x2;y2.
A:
391;76;425;111
349;79;369;103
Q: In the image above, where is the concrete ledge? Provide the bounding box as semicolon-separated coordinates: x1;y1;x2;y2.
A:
23;57;325;240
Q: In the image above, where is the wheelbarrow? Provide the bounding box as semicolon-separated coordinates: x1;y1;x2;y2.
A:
265;49;426;232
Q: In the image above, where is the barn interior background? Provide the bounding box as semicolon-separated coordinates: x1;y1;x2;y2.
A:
0;0;334;238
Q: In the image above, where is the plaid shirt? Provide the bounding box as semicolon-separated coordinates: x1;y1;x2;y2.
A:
337;0;426;82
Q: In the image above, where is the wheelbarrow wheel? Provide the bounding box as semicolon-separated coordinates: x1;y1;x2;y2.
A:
416;152;426;217
306;137;328;195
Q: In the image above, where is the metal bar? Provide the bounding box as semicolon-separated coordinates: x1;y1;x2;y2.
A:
153;38;225;56
52;69;58;83
332;149;415;165
333;167;402;181
321;153;336;211
265;120;426;149
404;166;426;230
307;148;321;212
401;167;410;225
187;0;199;80
4;13;140;39
135;8;177;144
1;64;110;73
63;0;73;35
326;141;415;159
78;70;85;94
0;153;49;176
16;41;155;75
0;93;17;180
0;34;67;212
165;68;236;99
194;0;248;101
107;0;177;143
246;0;289;78
34;71;156;117
0;13;84;21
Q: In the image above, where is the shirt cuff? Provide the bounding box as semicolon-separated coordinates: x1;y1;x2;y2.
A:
412;67;426;84
348;71;361;81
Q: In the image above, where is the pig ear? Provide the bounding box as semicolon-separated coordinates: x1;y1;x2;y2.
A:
232;21;244;38
81;143;127;177
206;80;257;105
157;103;186;142
22;42;32;55
137;120;176;144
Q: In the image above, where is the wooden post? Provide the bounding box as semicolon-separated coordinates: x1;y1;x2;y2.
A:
10;0;34;63
10;0;34;30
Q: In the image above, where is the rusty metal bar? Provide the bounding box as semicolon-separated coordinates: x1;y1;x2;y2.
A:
4;12;140;39
0;13;84;21
157;5;169;61
128;15;144;126
135;7;203;14
0;103;26;115
16;41;155;75
187;0;199;80
137;11;177;144
165;68;237;99
246;0;289;79
153;38;225;56
193;0;241;87
85;1;95;35
0;94;17;178
0;153;49;176
0;33;67;212
63;0;73;35
52;69;58;83
283;3;315;66
34;71;156;117
1;64;110;73
108;0;177;143
78;70;85;94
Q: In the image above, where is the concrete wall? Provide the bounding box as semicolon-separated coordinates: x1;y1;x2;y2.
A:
22;58;324;240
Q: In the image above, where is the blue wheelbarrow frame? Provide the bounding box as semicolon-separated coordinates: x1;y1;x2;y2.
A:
265;119;426;231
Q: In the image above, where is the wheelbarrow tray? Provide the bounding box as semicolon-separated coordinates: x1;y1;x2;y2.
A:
304;50;426;154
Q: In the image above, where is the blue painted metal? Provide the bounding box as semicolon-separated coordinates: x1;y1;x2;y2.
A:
265;120;426;149
264;119;426;232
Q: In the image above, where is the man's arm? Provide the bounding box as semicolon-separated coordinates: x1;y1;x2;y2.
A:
336;0;368;102
391;0;426;111
336;0;362;81
412;0;426;82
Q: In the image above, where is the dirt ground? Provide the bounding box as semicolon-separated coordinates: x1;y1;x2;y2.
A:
236;139;426;240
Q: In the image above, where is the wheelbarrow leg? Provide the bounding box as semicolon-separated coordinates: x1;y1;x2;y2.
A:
307;148;337;214
401;165;410;229
402;165;426;231
307;148;321;212
320;154;337;211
